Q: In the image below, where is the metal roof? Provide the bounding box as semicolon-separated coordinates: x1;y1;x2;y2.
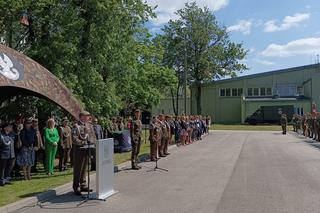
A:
205;64;320;85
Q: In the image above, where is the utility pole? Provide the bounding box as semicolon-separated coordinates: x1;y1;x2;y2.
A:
184;40;188;115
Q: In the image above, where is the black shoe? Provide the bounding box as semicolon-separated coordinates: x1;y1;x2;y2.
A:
80;187;92;192
164;153;170;155
74;190;82;196
131;166;139;170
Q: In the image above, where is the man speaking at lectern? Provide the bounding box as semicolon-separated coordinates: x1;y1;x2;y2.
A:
72;111;97;196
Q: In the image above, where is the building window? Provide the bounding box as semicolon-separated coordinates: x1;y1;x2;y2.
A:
232;88;237;96
253;88;259;96
275;85;297;96
267;88;272;96
226;88;231;96
220;89;226;97
295;107;304;116
248;88;253;96
220;88;244;97
260;88;266;96
297;86;303;96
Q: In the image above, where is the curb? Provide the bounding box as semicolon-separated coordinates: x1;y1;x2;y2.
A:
0;138;200;213
0;180;73;213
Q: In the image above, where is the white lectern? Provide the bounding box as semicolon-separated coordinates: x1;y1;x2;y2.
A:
96;138;117;199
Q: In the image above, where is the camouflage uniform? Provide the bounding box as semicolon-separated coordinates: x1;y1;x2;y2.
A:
159;120;168;157
292;115;298;132
72;116;96;194
130;116;142;169
313;116;318;140
280;114;288;134
58;122;72;171
316;115;320;141
163;119;171;155
302;116;307;136
307;115;313;138
149;119;162;161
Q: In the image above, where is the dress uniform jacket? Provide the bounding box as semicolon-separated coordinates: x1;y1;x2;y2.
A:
59;126;72;149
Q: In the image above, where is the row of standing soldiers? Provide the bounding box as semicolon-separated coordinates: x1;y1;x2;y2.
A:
149;115;209;163
292;113;320;141
149;114;172;163
130;112;210;170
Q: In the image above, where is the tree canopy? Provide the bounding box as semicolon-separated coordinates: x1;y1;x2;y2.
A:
0;0;177;119
0;1;246;120
157;2;247;114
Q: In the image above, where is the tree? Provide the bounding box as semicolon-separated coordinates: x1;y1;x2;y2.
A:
0;0;176;119
159;2;247;114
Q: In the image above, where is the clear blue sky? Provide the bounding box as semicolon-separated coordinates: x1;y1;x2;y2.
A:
146;0;320;76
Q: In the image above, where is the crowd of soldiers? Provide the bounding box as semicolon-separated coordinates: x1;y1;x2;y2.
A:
292;113;320;140
148;114;211;166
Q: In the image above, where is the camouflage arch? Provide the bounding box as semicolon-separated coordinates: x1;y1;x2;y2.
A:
0;44;83;118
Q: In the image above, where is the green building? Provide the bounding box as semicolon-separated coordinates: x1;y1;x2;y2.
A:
153;64;320;124
191;64;320;124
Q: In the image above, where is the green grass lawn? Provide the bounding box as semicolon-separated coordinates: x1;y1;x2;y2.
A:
0;130;151;207
211;124;293;131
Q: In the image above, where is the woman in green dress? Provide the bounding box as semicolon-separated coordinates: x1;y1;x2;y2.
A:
44;119;59;175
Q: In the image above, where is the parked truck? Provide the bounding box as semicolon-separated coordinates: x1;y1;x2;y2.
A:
245;105;294;125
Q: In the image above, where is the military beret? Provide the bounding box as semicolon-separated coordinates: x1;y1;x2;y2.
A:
79;111;90;116
25;117;33;124
62;117;69;122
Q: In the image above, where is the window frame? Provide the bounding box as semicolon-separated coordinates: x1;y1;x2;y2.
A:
260;88;266;96
232;88;238;97
226;88;231;97
220;88;226;97
266;88;272;96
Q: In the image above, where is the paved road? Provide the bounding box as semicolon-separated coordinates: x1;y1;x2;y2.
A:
18;131;320;213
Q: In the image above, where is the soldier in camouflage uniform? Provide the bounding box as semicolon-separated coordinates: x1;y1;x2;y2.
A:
296;115;302;134
292;114;298;132
130;109;142;170
313;114;318;140
72;111;97;196
110;118;119;133
158;114;168;157
149;116;162;161
280;114;288;135
302;115;307;136
307;114;313;138
316;113;320;141
163;115;171;155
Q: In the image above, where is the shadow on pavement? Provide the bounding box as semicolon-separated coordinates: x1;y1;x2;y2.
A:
37;192;102;210
292;131;320;151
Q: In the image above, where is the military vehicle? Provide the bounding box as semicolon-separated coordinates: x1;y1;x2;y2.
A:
245;105;294;125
